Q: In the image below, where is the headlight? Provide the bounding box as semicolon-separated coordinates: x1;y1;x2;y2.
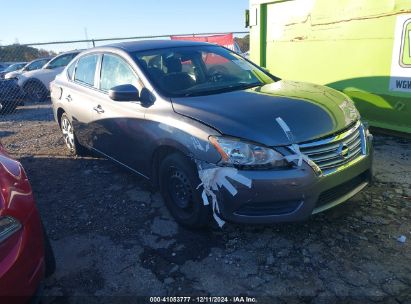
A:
0;216;22;243
209;136;288;169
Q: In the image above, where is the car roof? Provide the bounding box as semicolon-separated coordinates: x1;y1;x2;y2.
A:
103;39;212;52
28;57;51;63
10;62;27;66
48;50;81;61
61;50;82;55
34;57;51;61
51;50;82;59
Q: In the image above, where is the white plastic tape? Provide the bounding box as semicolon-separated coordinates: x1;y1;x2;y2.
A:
197;166;252;227
276;117;309;167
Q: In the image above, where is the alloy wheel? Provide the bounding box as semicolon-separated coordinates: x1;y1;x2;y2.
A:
61;117;75;152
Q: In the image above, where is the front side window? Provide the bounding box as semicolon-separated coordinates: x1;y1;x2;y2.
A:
133;45;275;97
74;54;98;86
100;54;139;92
47;53;78;69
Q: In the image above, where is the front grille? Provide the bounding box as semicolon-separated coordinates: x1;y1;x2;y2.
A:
316;171;369;208
299;122;365;172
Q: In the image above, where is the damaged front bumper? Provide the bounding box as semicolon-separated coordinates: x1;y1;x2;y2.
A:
212;135;373;224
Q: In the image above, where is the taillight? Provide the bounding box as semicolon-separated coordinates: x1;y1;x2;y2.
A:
0;154;21;178
0;152;24;206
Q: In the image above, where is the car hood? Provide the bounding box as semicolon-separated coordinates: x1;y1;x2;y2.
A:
21;67;59;78
5;71;22;78
18;67;65;87
171;80;359;146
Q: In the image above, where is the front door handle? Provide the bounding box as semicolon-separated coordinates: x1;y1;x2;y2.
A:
93;105;105;114
65;95;72;102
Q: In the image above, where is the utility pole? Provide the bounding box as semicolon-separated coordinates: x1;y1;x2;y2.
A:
84;27;90;48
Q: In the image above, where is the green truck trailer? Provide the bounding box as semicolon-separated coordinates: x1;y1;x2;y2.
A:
248;0;411;134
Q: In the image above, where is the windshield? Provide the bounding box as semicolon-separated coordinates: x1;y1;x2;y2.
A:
133;45;276;97
46;53;79;69
25;58;49;71
4;63;26;73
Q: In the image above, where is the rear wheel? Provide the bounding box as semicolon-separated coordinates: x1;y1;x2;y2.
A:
159;153;211;228
23;80;48;102
60;113;87;156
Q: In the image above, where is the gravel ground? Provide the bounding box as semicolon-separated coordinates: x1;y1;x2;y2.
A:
0;102;410;303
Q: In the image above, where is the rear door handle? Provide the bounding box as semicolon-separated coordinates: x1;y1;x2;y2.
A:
93;105;105;114
65;95;72;102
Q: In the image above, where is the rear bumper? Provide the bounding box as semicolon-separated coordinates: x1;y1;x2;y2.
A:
0;208;45;299
217;135;373;224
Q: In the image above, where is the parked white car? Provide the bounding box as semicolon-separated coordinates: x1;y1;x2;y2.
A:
16;50;80;102
5;57;51;80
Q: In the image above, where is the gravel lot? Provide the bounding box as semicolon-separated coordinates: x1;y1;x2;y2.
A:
0;102;410;303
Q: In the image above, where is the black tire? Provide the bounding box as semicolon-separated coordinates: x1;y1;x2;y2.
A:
159;153;211;228
60;112;87;156
42;224;56;277
23;80;48;102
0;100;17;115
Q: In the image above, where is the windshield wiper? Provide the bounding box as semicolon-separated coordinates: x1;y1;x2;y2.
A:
231;82;263;90
182;82;263;97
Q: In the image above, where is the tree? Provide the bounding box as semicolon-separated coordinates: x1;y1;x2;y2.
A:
0;44;56;62
235;35;250;53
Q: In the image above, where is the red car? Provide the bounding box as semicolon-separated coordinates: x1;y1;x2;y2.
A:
0;143;55;302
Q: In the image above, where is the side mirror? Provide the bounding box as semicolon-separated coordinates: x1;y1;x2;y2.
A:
108;84;140;101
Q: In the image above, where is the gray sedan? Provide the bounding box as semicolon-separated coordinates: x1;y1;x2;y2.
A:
51;40;373;228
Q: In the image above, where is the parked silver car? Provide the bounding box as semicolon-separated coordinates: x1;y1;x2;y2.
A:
51;40;373;228
4;57;51;80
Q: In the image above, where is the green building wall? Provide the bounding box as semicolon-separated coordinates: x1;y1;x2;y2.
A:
249;0;411;134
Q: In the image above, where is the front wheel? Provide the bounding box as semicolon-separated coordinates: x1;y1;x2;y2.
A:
159;153;211;228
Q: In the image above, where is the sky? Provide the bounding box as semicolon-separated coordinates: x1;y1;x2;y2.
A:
1;0;249;51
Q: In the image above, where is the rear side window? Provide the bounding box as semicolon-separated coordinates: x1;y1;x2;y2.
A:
74;55;98;86
100;54;139;91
